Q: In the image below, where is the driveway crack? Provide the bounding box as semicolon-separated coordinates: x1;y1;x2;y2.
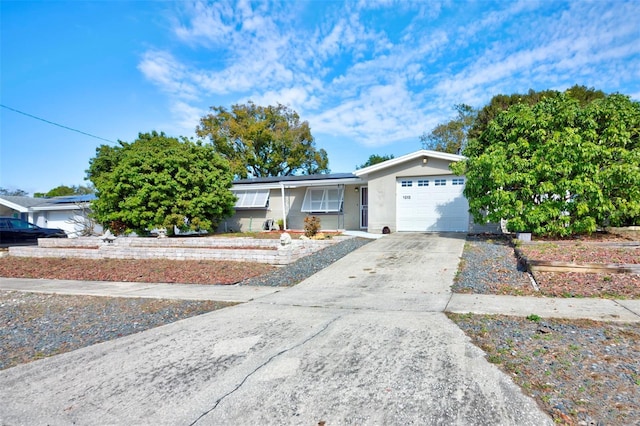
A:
613;300;640;320
188;315;342;425
444;291;454;313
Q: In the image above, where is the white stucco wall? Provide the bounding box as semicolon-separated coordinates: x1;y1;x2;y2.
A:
218;184;362;233
31;210;103;237
364;156;455;234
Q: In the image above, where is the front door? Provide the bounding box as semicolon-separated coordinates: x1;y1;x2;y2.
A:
360;186;368;229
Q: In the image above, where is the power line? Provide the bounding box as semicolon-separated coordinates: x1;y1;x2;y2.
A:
1;104;118;144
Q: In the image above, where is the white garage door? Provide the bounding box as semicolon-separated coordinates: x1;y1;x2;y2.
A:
396;176;469;232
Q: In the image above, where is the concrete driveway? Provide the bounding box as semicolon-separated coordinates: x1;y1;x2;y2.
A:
0;233;552;425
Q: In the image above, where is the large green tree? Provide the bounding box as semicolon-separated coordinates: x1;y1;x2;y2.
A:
420;104;476;154
356;154;395;169
421;87;606;157
469;85;606;141
34;185;94;198
87;131;236;234
0;188;28;196
452;93;640;236
196;101;329;178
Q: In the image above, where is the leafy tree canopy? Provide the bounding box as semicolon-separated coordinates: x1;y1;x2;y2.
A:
420;104;476;154
469;85;606;140
34;185;94;198
0;188;28;196
422;87;607;156
86;131;236;234
196;101;329;178
452;93;640;236
356;154;395;169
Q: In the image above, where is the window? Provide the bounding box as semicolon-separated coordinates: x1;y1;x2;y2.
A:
417;179;429;187
401;180;413;187
434;179;447;186
452;178;465;185
301;186;344;213
233;189;270;209
9;218;33;229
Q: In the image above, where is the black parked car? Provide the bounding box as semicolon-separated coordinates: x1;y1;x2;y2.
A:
0;217;67;245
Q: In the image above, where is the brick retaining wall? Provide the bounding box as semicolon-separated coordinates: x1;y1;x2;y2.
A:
37;237;281;249
10;236;347;265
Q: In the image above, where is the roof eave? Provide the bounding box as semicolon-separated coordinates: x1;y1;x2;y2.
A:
232;177;365;190
0;198;30;212
31;204;88;211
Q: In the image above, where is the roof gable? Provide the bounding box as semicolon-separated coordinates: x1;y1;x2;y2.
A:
353;150;465;177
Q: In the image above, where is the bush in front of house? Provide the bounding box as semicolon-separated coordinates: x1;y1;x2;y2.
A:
453;92;640;237
87;131;236;236
304;216;321;237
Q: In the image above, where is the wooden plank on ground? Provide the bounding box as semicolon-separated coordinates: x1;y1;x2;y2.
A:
528;260;640;274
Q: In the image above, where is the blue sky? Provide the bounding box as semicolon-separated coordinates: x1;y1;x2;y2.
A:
2;0;639;195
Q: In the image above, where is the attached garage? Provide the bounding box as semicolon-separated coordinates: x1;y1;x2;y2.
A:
396;175;469;232
353;151;471;234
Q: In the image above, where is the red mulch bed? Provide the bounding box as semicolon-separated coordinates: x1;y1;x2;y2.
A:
517;240;640;299
533;271;640;298
519;243;639;264
0;257;276;285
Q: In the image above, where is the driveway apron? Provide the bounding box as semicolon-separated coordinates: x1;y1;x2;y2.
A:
0;233;552;425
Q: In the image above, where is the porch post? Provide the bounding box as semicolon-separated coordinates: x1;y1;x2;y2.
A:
280;182;287;230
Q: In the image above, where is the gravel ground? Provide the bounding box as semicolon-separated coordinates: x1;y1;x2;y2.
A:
450;314;640;426
239;237;372;286
452;235;534;295
0;292;234;370
451;234;640;425
453;234;640;298
0;237;371;370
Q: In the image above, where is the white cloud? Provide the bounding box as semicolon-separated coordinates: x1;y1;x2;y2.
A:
249;86;320;113
170;101;205;135
137;51;199;100
138;0;640;153
309;81;432;146
432;1;640;107
173;1;235;46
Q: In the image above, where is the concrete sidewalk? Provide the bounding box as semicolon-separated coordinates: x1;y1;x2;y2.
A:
0;277;280;303
2;276;638;322
447;293;640;322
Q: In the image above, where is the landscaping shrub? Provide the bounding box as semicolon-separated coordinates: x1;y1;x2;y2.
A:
304;216;321;237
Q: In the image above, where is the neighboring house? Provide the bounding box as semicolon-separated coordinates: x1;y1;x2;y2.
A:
223;149;499;234
0;194;101;237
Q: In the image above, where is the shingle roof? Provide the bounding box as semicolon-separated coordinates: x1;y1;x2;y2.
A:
0;194;96;209
0;195;49;208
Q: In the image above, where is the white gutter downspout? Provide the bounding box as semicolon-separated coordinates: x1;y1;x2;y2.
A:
280;182;287;230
